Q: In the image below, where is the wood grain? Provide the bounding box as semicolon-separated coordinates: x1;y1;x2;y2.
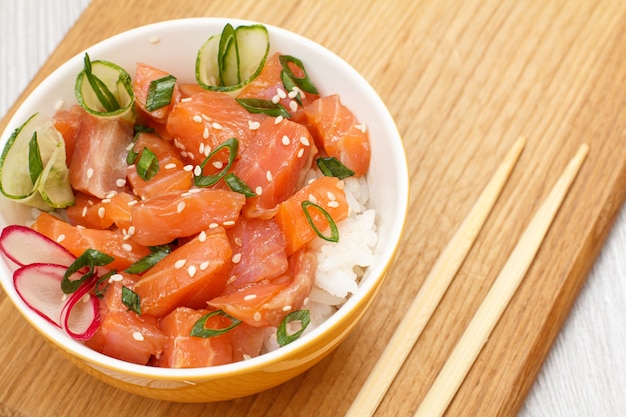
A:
2;1;626;416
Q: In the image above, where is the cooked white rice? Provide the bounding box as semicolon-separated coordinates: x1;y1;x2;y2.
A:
263;173;378;353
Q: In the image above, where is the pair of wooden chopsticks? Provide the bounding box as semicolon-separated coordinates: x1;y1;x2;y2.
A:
346;138;589;417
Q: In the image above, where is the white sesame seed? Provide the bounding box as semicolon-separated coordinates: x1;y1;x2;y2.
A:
308;194;318;204
82;293;90;303
116;178;126;187
76;225;86;230
175;259;187;269
253;312;262;321
300;136;310;146
164;163;177;170
203;126;209;139
101;198;111;204
297;148;305;158
271;94;280;104
281;135;291;145
199;143;205;154
276;88;287;99
86;168;94;179
183;164;194;172
199;261;210;271
54;99;64;111
194;165;202;176
188;188;202;194
212;161;223;169
56;234;66;243
327;200;340;208
303;297;310;305
289;100;298;113
327;191;337;201
97;207;106;219
232;253;242;264
244;294;257;301
127;226;136;236
187;265;197;278
234;237;243;247
181;97;192;102
132;331;145;341
149;36;160;44
81;207;87;217
223;220;235;226
198;231;207;242
108;273;124;283
266;170;273;182
274;115;284;124
201;113;211;121
288;89;299;99
243;354;252;360
187;153;195;161
355;123;367;133
212;122;223;130
204;147;211;157
126;143;135;151
248;120;260;130
176;202;186;213
209;223;219;229
282;305;292;312
127;200;138;206
122;243;133;252
255;186;263;195
192;115;203;123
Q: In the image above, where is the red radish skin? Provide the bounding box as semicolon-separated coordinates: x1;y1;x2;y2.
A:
0;225;76;270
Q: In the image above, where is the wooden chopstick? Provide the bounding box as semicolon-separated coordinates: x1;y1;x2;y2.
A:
413;143;589;417
345;136;526;417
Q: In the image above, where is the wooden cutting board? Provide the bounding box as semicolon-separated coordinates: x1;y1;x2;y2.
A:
2;1;626;416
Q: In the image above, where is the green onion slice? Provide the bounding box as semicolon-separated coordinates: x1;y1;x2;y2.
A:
277;310;311;346
195;137;239;187
316;156;355;179
75;53;134;120
135;147;159;181
124;245;172;274
301;200;340;243
28;132;43;185
235;98;291;118
190;310;242;338
224;172;257;197
62;249;115;294
279;55;319;95
121;285;141;314
94;270;117;298
145;74;177;111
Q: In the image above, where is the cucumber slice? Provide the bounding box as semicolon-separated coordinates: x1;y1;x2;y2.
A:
75;56;134;121
196;23;270;93
0;113;75;211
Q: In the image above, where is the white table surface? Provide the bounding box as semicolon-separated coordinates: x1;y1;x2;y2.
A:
1;1;625;416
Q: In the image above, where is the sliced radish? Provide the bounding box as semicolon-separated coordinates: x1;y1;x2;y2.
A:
60;281;101;341
13;263;69;327
0;225;75;270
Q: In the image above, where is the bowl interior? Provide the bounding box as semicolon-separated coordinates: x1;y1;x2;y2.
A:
0;17;409;381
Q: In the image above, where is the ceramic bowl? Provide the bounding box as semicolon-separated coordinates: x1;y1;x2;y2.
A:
0;17;409;402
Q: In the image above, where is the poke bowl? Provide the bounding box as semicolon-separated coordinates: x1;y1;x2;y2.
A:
0;17;409;402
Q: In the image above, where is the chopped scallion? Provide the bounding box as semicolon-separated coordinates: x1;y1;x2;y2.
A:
195;137;239;187
279;55;319;95
145;74;177;111
190;310;242;338
124;245;172;274
301;200;339;243
235;98;291;118
316;156;355;179
135;147;159;181
224;172;257;197
62;249;115;294
28;132;43;185
83;53;121;112
121;285;141;314
277;310;311;346
94;270;117;298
